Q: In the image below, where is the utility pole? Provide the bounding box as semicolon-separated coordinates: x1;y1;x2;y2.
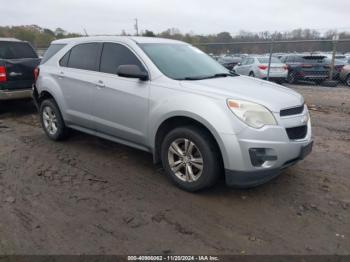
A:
267;39;274;81
134;18;139;36
329;33;339;80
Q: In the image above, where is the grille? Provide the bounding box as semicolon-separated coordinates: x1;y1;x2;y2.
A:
286;125;308;140
280;105;304;117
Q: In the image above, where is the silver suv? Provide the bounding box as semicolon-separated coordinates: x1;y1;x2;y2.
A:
33;36;313;192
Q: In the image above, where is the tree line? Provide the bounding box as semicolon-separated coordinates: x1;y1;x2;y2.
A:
1;25;350;54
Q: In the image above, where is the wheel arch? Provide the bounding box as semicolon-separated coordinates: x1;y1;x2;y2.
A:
152;115;227;170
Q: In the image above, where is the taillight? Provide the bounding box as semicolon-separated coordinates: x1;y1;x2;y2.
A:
0;66;7;82
335;65;344;72
258;65;268;70
283;65;288;70
34;67;40;82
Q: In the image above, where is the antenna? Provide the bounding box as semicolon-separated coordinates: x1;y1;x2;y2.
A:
83;28;89;36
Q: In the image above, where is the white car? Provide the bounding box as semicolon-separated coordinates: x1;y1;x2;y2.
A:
233;56;288;83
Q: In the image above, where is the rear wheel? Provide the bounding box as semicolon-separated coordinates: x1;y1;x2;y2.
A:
287;71;297;84
40;99;68;141
249;72;255;78
161;126;222;192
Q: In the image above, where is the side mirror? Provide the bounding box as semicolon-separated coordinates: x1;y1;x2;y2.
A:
117;65;149;81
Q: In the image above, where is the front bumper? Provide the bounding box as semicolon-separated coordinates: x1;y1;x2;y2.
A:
0;89;32;101
221;107;313;188
225;140;313;188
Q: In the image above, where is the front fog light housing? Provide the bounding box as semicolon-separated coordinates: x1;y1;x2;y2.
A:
227;99;277;129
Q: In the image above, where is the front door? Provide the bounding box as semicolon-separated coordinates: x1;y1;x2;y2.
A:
91;42;150;146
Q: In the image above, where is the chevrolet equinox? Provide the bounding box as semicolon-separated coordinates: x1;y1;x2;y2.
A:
33;36;313;192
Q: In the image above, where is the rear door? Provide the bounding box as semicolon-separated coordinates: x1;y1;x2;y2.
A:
235;58;247;74
0;41;40;90
240;58;254;75
57;42;102;129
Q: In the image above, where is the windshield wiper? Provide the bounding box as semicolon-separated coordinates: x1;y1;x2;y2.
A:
182;72;237;81
209;73;237;78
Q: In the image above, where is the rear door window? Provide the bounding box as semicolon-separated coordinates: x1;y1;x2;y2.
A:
66;43;101;71
41;44;66;64
287;56;295;63
0;41;38;59
99;43;145;74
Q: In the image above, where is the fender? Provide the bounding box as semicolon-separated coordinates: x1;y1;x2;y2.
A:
148;92;246;168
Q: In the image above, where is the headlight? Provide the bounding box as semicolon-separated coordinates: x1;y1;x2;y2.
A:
227;99;277;129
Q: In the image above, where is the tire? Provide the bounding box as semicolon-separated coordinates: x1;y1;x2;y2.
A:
40;99;68;141
287;71;297;84
249;72;255;78
321;80;339;87
346;75;350;87
314;79;324;85
160;126;222;192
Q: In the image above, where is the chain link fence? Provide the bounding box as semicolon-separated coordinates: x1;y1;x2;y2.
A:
36;39;350;87
196;39;350;87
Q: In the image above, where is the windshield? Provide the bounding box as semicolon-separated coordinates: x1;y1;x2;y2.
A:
258;57;281;63
139;43;230;80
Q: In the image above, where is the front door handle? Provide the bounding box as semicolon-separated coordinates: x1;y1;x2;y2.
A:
96;80;105;88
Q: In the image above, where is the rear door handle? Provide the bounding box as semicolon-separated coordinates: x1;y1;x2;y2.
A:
58;71;65;79
96;80;105;88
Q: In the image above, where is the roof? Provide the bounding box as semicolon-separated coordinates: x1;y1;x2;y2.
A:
52;36;184;45
0;37;23;42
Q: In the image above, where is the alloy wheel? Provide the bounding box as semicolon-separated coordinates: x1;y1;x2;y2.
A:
42;106;58;136
167;138;204;183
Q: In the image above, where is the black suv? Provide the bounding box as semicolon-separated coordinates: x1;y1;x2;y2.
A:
0;38;41;101
280;55;330;84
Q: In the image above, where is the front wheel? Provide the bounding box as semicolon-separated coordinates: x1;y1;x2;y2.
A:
40;99;68;141
161;126;222;192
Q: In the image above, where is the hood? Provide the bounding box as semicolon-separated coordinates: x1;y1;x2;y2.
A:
180;76;304;113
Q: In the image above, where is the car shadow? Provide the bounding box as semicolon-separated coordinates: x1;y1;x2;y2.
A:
0;99;37;118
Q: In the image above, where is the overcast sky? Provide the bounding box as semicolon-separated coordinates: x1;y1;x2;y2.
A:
2;0;350;35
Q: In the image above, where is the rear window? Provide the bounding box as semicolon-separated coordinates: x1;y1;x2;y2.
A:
0;41;38;59
258;57;281;63
301;56;326;63
41;44;66;64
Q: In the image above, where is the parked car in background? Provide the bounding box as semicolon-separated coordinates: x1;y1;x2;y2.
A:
323;58;346;80
324;54;349;65
218;55;242;70
0;38;41;101
340;65;350;86
33;36;312;192
233;56;288;83
280;55;329;84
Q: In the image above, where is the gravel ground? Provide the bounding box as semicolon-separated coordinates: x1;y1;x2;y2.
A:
0;85;349;255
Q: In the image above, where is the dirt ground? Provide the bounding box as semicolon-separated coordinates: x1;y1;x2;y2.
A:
0;84;349;255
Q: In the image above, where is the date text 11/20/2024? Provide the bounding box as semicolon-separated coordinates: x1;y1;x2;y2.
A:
127;255;220;261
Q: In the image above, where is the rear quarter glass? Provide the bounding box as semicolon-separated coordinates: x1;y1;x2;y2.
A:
41;44;66;64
